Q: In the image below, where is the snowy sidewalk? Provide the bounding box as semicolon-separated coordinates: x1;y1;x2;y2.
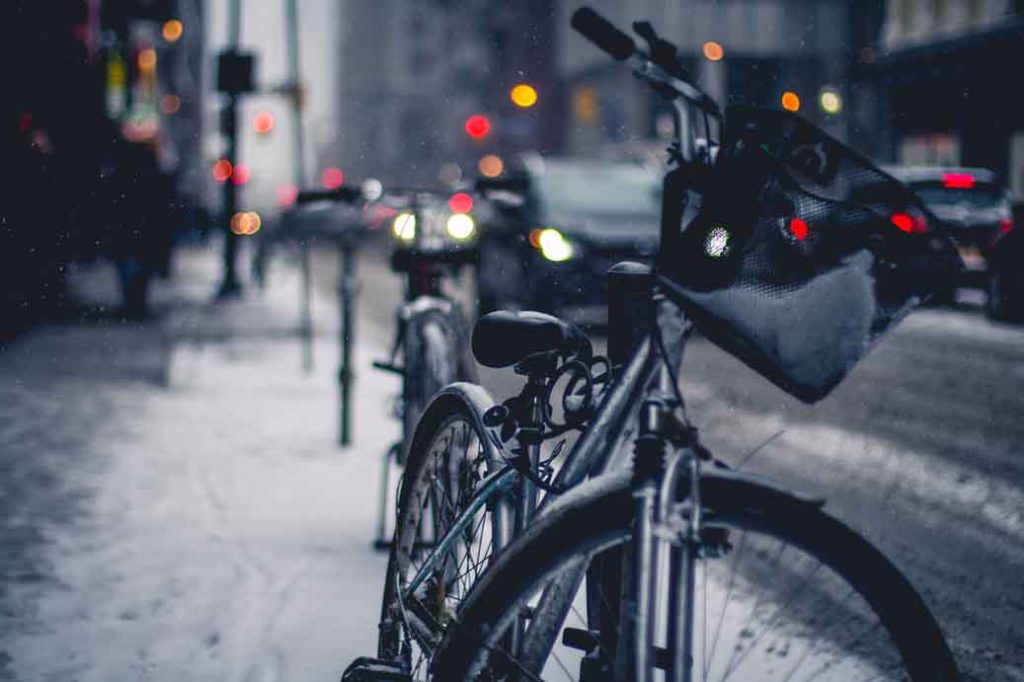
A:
1;244;402;681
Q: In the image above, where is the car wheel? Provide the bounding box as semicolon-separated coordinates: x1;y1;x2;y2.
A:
986;268;1024;322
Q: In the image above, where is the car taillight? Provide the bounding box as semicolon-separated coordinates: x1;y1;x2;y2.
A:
942;173;975;189
999;217;1013;235
891;212;928;234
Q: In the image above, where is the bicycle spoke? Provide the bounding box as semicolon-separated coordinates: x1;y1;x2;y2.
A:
719;559;825;680
704;529;749;676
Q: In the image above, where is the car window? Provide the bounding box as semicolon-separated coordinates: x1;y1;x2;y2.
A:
536;164;661;217
909;182;1006;209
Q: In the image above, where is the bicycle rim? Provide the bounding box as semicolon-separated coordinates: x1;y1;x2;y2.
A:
389;406;498;678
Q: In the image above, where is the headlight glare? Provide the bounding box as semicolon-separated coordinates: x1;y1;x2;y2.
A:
393;212;416;241
537;228;573;262
446;213;475;240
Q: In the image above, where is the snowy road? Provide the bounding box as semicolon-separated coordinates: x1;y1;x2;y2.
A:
2;239;1023;681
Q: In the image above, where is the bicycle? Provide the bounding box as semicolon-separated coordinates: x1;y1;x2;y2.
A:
346;8;962;681
367;187;481;548
292;185;479;548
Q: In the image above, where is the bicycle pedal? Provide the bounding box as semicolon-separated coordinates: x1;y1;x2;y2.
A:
561;627;601;653
340;656;410;682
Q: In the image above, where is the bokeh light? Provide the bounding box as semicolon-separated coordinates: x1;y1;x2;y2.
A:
212;159;233;183
464;114;491;140
321;167;345;189
231;163;251;186
448;192;474;214
781;91;801;112
478;154;503;178
510;84;538;108
137;48;157;72
819;89;843;115
277;184;299;207
162;19;183;43
702;41;725;61
230;211;261;236
161;94;181;115
252;111;275;134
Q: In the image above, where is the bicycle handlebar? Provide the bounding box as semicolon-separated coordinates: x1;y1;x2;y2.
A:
570;6;720;118
570;7;635;61
295;186;363;205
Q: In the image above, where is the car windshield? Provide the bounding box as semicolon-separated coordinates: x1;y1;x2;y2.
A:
536;163;660;218
909;183;1005;209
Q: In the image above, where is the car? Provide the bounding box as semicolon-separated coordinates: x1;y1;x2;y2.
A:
883;166;1019;318
474;155;661;323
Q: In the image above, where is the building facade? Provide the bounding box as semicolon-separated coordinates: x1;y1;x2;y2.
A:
856;0;1024;203
554;0;855;158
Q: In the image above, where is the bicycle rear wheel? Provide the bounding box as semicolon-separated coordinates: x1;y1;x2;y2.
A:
432;471;958;682
402;307;477;456
378;383;505;678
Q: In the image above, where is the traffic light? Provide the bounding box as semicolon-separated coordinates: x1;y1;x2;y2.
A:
464;114;491;140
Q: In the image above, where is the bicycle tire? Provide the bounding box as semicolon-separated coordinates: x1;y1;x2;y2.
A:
377;382;504;673
402;307;478;458
432;470;958;681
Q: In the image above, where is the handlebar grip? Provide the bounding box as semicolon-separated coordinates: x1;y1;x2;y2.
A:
570;7;635;61
295;186;362;205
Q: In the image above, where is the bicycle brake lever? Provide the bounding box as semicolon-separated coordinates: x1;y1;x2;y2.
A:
632;20;694;83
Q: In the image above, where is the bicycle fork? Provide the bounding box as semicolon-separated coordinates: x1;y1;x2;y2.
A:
628;367;702;682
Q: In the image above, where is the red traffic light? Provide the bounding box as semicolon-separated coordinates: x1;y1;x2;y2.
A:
464;114;491;140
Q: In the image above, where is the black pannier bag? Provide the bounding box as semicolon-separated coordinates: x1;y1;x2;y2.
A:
657;106;962;403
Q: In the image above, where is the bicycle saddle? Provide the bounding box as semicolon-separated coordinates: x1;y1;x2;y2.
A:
472;311;590;369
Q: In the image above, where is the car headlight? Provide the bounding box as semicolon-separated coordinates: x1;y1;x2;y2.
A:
393;212;416;241
530;227;574;262
446;213;475;240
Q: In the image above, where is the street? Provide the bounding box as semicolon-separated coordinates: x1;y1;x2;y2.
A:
1;240;1023;681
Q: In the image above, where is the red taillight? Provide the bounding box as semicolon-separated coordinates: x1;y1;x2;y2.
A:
891;212;928;234
942;173;975;189
999;217;1014;235
448;192;473;214
789;217;809;241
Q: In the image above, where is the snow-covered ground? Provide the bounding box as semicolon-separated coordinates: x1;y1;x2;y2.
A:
2;246;399;681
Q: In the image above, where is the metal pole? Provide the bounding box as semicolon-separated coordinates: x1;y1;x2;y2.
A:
284;0;314;372
339;238;356;446
219;0;243;297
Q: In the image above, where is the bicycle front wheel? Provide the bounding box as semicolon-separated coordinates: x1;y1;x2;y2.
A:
378;383;505;678
432;470;958;682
